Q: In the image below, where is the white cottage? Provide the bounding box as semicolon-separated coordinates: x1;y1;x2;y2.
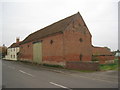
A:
5;38;20;61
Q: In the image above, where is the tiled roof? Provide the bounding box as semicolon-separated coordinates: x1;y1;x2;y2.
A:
9;42;21;48
92;46;113;55
20;12;81;44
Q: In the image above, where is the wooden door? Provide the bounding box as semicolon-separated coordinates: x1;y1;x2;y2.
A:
33;42;42;64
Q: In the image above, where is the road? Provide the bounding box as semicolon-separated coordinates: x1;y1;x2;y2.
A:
2;60;118;89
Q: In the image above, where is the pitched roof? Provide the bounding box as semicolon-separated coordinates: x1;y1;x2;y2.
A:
20;12;81;44
9;42;21;48
92;46;113;55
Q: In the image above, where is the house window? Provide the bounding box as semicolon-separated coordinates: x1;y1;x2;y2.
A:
50;40;53;44
14;55;15;58
80;54;83;61
79;38;83;42
11;55;12;58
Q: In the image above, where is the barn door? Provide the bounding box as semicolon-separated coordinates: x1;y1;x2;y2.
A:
33;42;42;64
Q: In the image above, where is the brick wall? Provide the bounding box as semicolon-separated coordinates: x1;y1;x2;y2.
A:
66;61;99;71
94;56;115;64
63;15;92;62
92;47;115;64
19;42;33;61
42;33;64;63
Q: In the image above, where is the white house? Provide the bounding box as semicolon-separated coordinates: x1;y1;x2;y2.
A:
5;38;20;61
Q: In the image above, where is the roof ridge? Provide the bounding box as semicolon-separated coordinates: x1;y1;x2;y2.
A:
30;12;79;35
21;12;80;44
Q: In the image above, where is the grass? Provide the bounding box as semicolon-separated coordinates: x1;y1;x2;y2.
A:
100;63;118;71
99;59;119;71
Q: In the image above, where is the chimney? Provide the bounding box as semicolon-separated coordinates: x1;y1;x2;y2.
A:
16;37;20;43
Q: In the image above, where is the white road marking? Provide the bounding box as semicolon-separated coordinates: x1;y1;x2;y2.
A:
49;82;72;90
19;70;34;77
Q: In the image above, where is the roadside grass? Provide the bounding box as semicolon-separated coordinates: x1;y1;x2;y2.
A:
99;62;118;71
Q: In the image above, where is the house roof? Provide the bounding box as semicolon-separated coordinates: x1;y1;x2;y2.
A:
20;12;83;44
9;42;21;48
92;46;113;55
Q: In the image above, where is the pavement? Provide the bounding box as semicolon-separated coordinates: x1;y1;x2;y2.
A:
2;59;119;88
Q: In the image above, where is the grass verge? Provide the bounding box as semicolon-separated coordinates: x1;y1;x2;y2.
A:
99;63;118;71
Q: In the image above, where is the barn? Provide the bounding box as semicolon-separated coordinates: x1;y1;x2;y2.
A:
18;12;93;66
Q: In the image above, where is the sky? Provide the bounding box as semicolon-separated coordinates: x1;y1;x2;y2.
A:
0;0;119;51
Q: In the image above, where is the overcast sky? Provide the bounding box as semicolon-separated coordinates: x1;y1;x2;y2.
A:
0;0;119;51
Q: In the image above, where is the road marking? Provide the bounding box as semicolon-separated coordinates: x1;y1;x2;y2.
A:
49;82;72;90
19;70;34;77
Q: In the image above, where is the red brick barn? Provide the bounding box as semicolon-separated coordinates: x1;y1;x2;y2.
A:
19;12;92;66
92;46;115;64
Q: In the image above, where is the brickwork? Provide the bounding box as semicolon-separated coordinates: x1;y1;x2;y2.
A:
42;33;64;62
94;56;115;64
19;42;33;61
66;61;99;71
92;47;115;64
63;15;92;62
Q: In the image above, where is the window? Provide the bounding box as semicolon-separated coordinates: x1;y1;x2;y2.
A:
79;38;83;42
14;55;15;58
11;55;12;58
50;40;53;44
80;54;83;61
28;45;29;48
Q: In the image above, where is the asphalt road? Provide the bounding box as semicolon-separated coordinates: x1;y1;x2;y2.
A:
2;60;118;89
